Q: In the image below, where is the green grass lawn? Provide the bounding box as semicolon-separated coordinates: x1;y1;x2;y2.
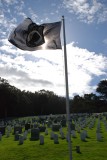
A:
0;117;107;160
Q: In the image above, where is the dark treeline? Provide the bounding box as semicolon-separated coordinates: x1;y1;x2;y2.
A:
0;77;107;118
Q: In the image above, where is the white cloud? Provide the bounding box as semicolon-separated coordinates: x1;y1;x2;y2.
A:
103;38;107;45
63;0;107;24
3;0;18;5
28;8;38;22
66;43;107;96
0;40;107;97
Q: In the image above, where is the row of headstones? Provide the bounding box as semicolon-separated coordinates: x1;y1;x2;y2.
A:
88;118;96;129
5;113;96;129
96;120;102;141
72;116;96;141
103;120;107;131
0;122;64;136
0;115;67;127
0;113;103;126
14;128;66;145
80;118;104;142
78;116;104;142
0;126;76;144
95;118;103;141
0;114;93;126
0;119;77;137
0;113;97;131
0;125;103;142
96;118;106;141
80;130;103;142
74;117;95;133
0;114;105;141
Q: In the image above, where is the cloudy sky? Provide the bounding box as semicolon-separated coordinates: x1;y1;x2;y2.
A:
0;0;107;97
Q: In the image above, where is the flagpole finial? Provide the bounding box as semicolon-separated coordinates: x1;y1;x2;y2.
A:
62;15;64;19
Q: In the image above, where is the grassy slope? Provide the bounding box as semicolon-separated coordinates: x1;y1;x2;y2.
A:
0;118;107;160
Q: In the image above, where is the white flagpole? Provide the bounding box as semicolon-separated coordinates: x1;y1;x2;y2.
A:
62;16;72;160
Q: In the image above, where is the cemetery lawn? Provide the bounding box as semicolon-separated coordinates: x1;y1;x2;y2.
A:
0;117;107;160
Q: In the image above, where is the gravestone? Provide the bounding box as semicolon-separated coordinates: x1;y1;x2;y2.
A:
45;128;48;135
7;125;12;133
25;123;31;130
50;131;54;140
60;131;65;139
23;131;28;140
0;120;4;126
19;135;24;145
59;128;65;139
61;119;66;127
83;130;88;138
52;124;61;131
40;135;44;145
39;126;46;132
30;128;40;141
47;120;52;128
66;133;69;142
76;127;80;133
59;128;63;134
80;131;86;141
30;124;34;129
70;123;75;131
6;131;10;138
0;126;5;135
71;130;76;138
0;132;2;140
14;131;19;141
33;123;38;128
28;129;31;133
96;133;102;141
14;126;22;134
54;134;59;144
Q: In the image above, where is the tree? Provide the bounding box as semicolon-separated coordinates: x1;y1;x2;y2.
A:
96;80;107;100
71;95;85;113
83;93;99;113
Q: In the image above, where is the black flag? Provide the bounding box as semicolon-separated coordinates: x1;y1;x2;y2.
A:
8;18;61;51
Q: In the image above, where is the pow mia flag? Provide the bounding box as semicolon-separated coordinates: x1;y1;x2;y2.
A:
8;18;61;51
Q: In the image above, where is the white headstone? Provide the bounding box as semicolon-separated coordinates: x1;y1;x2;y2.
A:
0;133;2;141
50;131;54;140
66;133;69;142
14;131;19;141
6;131;10;138
83;130;88;138
54;134;59;144
45;128;48;135
80;132;86;141
60;131;65;139
40;135;44;145
19;135;24;145
96;133;102;141
23;131;28;140
71;130;76;138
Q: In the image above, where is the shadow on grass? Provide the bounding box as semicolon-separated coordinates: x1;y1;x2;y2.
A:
86;136;91;139
72;136;77;138
97;139;104;142
18;143;23;145
74;146;82;154
82;139;88;142
76;152;82;154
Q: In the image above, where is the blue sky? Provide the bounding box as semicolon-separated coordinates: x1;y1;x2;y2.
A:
0;0;107;97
